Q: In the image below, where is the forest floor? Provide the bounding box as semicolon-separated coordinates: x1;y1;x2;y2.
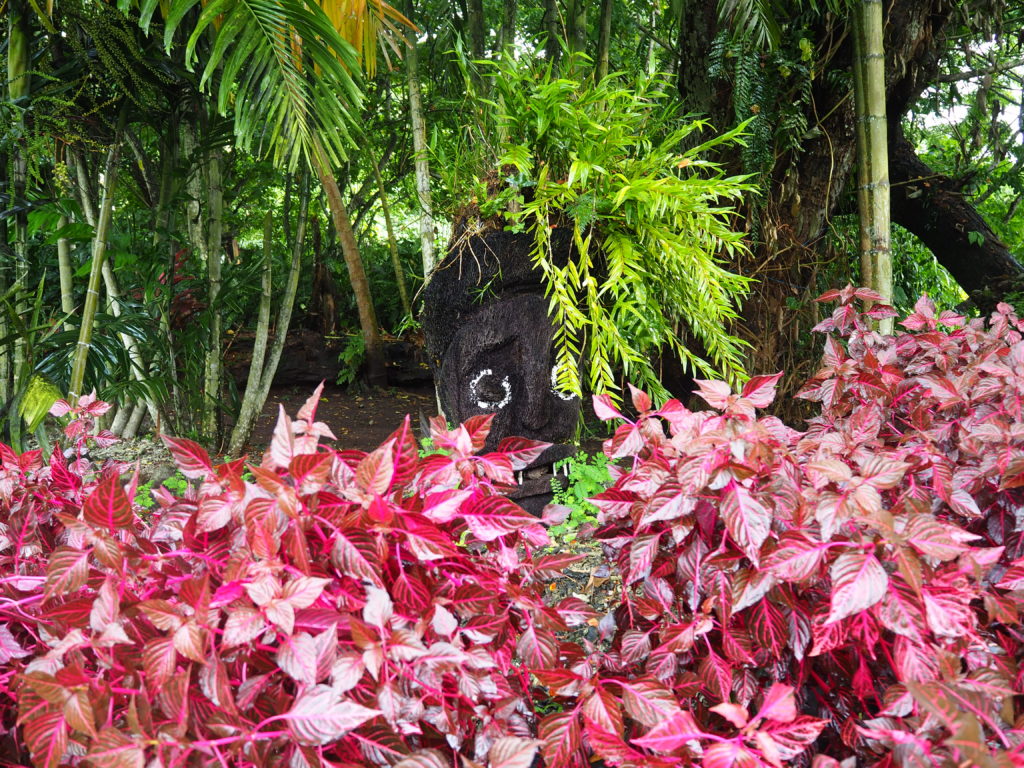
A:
246;381;440;455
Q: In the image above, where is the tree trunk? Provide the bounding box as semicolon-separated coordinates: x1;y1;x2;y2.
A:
889;127;1024;303
227;211;275;457
566;0;587;57
153;129;182;431
467;0;485;61
70;107;127;400
405;14;437;279
369;153;413;318
499;0;518;55
544;0;560;65
252;177;310;429
204;146;225;442
8;0;32;385
99;258;162;431
852;0;893;332
595;0;613;81
181;114;225;442
313;145;387;387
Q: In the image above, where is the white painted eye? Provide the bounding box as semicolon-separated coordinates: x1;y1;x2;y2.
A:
469;368;512;410
550;365;577;401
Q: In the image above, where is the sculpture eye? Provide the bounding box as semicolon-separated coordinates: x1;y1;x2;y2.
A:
469;368;512;410
550;365;577;402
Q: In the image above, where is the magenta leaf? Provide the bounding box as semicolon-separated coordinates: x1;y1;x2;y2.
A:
496;436;551;470
721;482;770;565
740;372;783;408
592;393;623;422
632;710;707;752
488;736;541;768
827;551;888;624
160;434;214;479
44;546;91;599
538;711;583;768
83;472;133;531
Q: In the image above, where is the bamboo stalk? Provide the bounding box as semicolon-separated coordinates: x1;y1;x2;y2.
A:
596;0;613;81
852;0;893;334
56;215;76;328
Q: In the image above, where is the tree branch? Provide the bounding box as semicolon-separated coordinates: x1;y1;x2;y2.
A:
888;124;1024;300
936;56;1024;83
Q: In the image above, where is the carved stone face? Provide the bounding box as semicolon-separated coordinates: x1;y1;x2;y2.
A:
437;294;581;453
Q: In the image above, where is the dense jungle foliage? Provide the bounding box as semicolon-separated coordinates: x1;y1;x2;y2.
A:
3;1;1024;766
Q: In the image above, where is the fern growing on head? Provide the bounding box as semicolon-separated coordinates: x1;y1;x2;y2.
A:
446;53;756;401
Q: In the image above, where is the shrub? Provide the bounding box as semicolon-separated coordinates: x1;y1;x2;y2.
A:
5;288;1024;767
532;287;1024;767
548;451;612;542
0;386;589;767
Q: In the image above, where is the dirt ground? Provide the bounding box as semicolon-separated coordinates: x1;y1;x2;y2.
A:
246;381;440;455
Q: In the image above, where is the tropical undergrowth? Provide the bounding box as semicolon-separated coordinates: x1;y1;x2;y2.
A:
2;288;1024;767
439;52;756;401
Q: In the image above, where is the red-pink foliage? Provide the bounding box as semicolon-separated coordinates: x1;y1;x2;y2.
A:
535;288;1024;767
0;386;570;767
4;289;1024;768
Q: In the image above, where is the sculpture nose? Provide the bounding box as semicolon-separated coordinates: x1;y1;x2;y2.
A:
520;367;551;433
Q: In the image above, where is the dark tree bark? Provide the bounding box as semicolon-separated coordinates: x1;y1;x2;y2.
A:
674;0;1022;385
499;0;518;55
543;0;560;65
595;0;613;80
466;0;485;62
889;127;1024;298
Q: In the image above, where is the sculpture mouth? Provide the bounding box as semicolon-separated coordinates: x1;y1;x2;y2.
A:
506;443;576;508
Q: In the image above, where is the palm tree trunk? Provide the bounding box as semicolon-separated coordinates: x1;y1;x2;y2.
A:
8;0;32;386
227;211;274;456
852;0;892;333
69;106;127;400
405;13;437;279
123;400;146;438
99;260;162;430
369;153;412;318
204;146;225;441
181;116;226;440
153;130;182;432
467;0;485;60
566;0;586;57
72;149;98;226
0;152;9;402
313;144;387;387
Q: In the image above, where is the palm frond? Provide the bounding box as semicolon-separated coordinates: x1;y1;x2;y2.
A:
163;0;363;171
717;0;783;50
319;0;414;78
